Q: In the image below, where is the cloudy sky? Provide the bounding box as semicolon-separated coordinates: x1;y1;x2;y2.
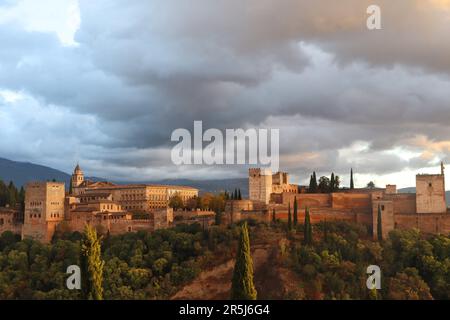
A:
1;0;450;188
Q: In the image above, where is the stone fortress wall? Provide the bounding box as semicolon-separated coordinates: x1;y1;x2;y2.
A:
227;166;450;237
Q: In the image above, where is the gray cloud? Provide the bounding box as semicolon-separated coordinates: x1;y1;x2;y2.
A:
1;0;450;186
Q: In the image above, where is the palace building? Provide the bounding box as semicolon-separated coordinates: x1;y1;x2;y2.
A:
18;164;198;243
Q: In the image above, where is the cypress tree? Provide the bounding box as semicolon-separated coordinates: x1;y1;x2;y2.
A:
287;202;292;231
272;209;276;223
330;173;335;192
350;168;354;189
234;189;238;201
231;222;257;300
293;197;298;226
7;181;18;207
18;186;25;211
303;207;312;245
238;189;242;200
69;179;73;195
377;204;383;241
80;224;105;300
312;172;318;192
215;210;222;225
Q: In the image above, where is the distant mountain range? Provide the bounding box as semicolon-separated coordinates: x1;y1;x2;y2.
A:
0;157;248;196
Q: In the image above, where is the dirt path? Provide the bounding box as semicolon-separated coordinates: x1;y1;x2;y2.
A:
171;245;271;300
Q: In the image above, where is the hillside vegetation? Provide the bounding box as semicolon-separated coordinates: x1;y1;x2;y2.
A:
0;221;448;300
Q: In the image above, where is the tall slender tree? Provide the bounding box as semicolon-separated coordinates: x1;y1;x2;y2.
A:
215;210;222;225
308;175;314;193
80;224;105;300
287;202;292;231
272;209;276;224
238;189;242;200
7;181;17;207
350;168;354;189
330;173;335;192
231;222;257;300
69;179;73;195
234;189;238;201
18;186;25;211
303;207;313;245
293;197;298;226
377;204;383;241
312;172;318;192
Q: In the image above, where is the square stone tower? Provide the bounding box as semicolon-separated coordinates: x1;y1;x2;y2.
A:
416;169;446;214
249;168;273;204
22;181;65;243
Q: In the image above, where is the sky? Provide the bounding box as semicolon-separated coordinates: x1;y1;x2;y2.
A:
1;0;450;188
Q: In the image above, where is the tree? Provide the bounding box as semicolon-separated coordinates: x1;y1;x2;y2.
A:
234;189;238;201
293;197;298;226
303;207;312;245
80;225;105;300
215;210;222;225
309;172;318;193
238;189;242;200
312;172;318;192
169;194;184;210
350;168;354;189
272;209;276;223
387;268;433;300
69;179;73;195
18;186;25;209
287;202;292;231
369;286;379;300
367;181;376;189
318;176;330;193
333;175;340;191
231;222;257;300
330;173;335;192
7;181;17;207
377;204;383;241
313;172;317;190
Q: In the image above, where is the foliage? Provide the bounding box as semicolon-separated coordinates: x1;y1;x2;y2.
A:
80;225;104;300
231;222;257;300
0;180;24;209
303;207;313;245
287;221;449;300
0;223;239;300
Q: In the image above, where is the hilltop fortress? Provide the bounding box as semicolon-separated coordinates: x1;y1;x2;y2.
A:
1;164;450;243
224;165;450;238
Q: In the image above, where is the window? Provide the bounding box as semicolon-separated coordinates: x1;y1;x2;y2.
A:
381;205;385;211
429;182;432;187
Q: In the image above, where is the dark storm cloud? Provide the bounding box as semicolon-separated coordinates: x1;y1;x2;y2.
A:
1;0;450;182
